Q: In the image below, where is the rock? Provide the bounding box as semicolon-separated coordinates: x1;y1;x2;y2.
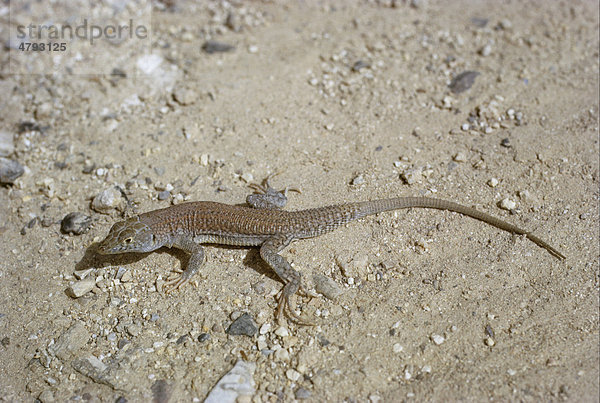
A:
202;40;235;54
204;360;256;403
92;187;123;213
400;168;422;185
61;212;92;235
0;158;24;184
65;278;96;298
48;322;90;360
226;313;257;337
449;71;480;94
431;334;445;345
499;198;517;211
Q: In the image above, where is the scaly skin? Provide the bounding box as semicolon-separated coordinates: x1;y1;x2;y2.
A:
97;180;564;324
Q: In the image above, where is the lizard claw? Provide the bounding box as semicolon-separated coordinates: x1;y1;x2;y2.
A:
276;289;316;326
163;268;191;293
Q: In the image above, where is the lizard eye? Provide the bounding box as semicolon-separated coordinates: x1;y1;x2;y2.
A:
124;237;133;244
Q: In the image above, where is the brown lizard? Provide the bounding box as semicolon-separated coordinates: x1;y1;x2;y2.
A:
97;178;565;324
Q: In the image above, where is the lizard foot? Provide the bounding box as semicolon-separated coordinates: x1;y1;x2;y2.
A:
276;289;316;326
163;268;192;293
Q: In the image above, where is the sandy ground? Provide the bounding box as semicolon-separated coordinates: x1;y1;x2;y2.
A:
0;0;598;401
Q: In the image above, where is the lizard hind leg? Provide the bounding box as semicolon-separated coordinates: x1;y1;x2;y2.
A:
260;235;315;325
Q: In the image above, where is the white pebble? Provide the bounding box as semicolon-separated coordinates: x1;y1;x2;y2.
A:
392;343;404;353
286;369;301;381
274;326;289;337
66;278;96;298
499;198;516;211
259;323;271;335
487;178;499;187
431;334;445;345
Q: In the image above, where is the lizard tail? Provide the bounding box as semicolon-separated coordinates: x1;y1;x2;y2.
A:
355;197;565;260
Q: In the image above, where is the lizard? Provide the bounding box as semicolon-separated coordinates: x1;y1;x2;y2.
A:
96;177;565;324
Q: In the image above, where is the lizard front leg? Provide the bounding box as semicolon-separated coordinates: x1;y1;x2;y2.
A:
164;238;205;292
260;235;314;325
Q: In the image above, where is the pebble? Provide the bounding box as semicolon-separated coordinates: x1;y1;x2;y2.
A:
392;343;404;353
448;71;480;94
226;12;241;32
487;178;499;188
400;168;422;185
259;322;272;335
352;60;371;72
226;313;257;337
286;369;301;381
60;212;92;235
313;274;343;300
453;152;467;162
204;360;256;403
499;198;516;211
479;44;492;57
351;174;365;185
500;138;511;147
485;337;496;347
157;190;170;200
202;40;235;54
248;45;258;54
0;130;15;156
198;333;211;342
431;334;445;345
461;123;470;131
274;347;290;362
65;278;96;298
0;157;24;184
274;326;289;337
92;187;123;213
172;87;197;105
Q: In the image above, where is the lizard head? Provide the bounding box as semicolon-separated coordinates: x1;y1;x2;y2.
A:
97;217;158;254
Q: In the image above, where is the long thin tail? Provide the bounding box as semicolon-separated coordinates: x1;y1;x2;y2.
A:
354;197;565;260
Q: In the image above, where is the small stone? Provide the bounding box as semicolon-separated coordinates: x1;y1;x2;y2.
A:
352;60;370;72
286;369;301;381
274;347;290;361
479;44;492;57
274;327;289;337
487;178;499;187
202;40;235;54
500;138;511;147
453;152;467;162
226;313;257;337
92;187;123;213
400;168;422;185
449;71;480;94
392;343;404;353
65;278;96;298
0;158;24;184
499;198;516;211
198;333;210;342
173;87;197;105
259;322;272;335
507;368;517;376
313;274;343;300
461;123;470;131
351;174;365;185
431;334;445;345
485;337;496;347
61;212;92;235
200;154;210;166
157;190;170;200
248;45;258;54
